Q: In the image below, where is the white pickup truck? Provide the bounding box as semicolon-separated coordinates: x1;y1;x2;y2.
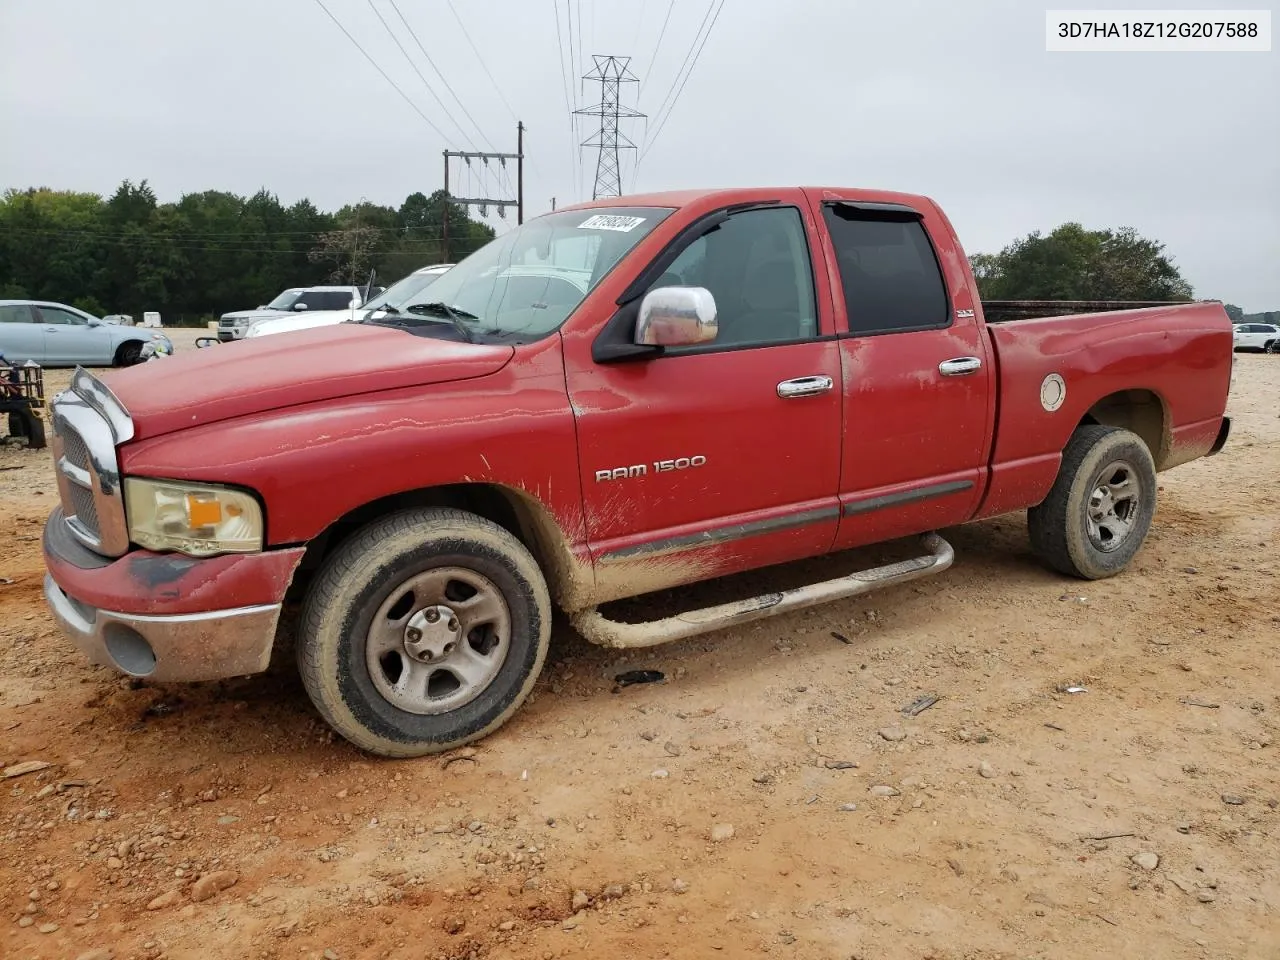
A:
243;264;454;340
217;285;382;342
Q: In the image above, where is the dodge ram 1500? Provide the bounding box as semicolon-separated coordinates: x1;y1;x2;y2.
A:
40;186;1233;756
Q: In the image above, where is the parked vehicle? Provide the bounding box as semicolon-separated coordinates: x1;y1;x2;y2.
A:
217;285;383;342
1232;322;1279;353
0;300;172;367
40;187;1233;758
243;264;454;340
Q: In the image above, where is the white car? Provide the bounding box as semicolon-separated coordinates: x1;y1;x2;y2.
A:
217;285;381;342
244;265;454;340
1232;322;1280;353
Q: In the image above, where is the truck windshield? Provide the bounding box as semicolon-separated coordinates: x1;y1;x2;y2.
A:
265;290;304;310
370;207;673;340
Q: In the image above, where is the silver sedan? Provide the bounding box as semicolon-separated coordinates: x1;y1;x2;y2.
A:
0;300;173;367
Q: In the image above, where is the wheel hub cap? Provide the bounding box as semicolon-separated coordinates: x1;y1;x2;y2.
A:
402;605;461;663
1086;460;1141;553
364;566;512;716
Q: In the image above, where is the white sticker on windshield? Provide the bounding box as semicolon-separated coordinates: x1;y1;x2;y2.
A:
578;214;646;232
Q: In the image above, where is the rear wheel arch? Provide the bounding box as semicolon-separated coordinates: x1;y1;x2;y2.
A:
290;483;590;611
1077;388;1169;469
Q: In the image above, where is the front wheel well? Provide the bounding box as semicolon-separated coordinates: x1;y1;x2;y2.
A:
112;338;144;365
287;484;584;609
1078;388;1169;469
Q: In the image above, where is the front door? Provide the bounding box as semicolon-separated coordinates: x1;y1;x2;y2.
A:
35;305;112;365
814;198;995;550
566;200;844;600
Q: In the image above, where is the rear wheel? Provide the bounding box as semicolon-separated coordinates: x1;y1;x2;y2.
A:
1028;425;1157;580
297;507;552;757
114;341;143;366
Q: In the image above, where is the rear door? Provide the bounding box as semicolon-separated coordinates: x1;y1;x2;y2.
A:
810;196;994;550
566;199;844;591
0;304;45;363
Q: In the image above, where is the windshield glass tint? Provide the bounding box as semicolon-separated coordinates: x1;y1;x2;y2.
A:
266;290;303;310
365;270;447;311
392;207;673;337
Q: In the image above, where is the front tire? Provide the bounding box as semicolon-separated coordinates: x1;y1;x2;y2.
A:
1266;341;1279;355
114;341;143;366
297;507;552;757
1028;425;1157;580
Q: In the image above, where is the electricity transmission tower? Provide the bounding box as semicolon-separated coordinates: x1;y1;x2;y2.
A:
575;56;643;200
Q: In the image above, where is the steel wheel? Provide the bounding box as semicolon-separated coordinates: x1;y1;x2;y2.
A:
297;507;551;757
1028;425;1157;580
1086;461;1141;552
365;567;511;714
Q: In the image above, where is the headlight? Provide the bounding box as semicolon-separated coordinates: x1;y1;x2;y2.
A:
124;478;263;556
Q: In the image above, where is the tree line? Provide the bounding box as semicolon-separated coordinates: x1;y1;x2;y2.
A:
0;180;496;325
2;187;1272;324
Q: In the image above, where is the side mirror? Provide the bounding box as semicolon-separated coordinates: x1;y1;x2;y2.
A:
634;286;718;347
86;317;101;327
293;303;309;312
349;297;359;308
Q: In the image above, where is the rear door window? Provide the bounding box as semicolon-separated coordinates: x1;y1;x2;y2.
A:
301;291;353;310
0;304;35;323
822;204;949;335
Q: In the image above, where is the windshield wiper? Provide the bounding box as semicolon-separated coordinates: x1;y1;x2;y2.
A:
406;302;479;342
408;301;479;320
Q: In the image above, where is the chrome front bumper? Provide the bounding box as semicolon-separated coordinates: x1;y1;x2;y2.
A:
44;574;282;682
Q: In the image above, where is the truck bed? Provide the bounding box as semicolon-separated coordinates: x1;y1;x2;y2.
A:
973;299;1233;520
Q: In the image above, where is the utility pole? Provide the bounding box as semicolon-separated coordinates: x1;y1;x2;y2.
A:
441;121;525;260
575;56;643;200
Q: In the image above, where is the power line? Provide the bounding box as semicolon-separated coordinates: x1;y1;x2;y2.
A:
551;1;581;200
311;0;453;144
643;0;715;146
386;0;498;153
444;0;519;122
641;0;724;161
363;0;475;150
638;0;675;100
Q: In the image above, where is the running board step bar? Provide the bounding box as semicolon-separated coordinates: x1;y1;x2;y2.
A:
571;532;955;649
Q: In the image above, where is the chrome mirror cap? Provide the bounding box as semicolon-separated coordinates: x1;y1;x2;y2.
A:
634;286;718;348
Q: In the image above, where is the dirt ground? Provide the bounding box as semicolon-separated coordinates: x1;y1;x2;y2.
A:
2;342;1276;960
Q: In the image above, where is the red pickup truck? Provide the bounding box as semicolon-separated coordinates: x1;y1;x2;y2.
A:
41;187;1233;757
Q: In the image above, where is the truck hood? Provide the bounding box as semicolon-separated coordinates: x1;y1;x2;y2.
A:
100;323;514;441
221;308;289;322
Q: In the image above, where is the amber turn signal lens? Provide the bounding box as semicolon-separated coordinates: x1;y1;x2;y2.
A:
186;496;223;528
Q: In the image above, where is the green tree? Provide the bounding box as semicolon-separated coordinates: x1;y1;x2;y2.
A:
0;181;497;324
973;223;1194;302
1223;303;1245;323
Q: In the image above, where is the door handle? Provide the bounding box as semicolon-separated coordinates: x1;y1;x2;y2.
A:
777;375;834;398
44;327;59;333
938;356;982;376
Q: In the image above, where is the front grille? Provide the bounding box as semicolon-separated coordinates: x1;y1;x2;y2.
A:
61;427;90;471
66;481;100;536
50;371;133;557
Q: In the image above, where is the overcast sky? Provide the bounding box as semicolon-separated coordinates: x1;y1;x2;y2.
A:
1;0;1276;310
